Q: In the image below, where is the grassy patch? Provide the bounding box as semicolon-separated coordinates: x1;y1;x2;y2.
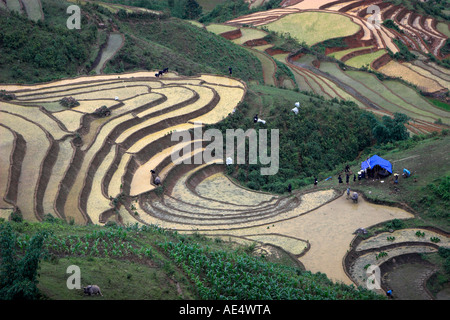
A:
344;49;387;69
328;46;374;61
428;97;450;112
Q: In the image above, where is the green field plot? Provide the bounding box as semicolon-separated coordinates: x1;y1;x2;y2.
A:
244;47;276;86
344;49;387;69
328;46;374;61
187;20;204;28
231;27;267;45
95;33;124;74
263;11;360;46
436;22;450;38
382;80;450;121
345;70;444;123
206;23;237;34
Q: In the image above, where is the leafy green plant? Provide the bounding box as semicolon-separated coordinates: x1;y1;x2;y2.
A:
376;252;388;260
430;237;441;243
415;231;425;238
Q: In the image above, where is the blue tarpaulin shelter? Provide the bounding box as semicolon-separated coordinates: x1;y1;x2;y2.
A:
361;155;392;173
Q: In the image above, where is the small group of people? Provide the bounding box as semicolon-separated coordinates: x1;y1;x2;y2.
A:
338;164;356;186
393;168;411;184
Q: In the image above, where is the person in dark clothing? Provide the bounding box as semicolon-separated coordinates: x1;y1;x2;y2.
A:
353;174;356;182
314;177;318;187
288;184;292;193
345;164;350;173
338;175;343;184
229;67;232;75
254;114;258;123
346;174;350;185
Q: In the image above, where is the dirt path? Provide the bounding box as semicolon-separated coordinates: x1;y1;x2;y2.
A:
94;33;125;74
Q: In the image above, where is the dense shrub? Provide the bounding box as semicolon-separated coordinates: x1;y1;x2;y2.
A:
0;223;47;300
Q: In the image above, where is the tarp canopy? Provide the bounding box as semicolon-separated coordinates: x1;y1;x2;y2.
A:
361;155;392;173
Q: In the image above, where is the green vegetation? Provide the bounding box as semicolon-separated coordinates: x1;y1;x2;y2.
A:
262;12;360;46
308;133;450;230
108;17;263;82
384;0;450;21
382;19;403;34
160;236;382;299
0;219;383;300
428;98;450;112
0;4;96;83
199;0;282;24
207;84;411;193
389;39;417;62
0;1;264;84
344;49;387;69
311;37;348;55
0;223;47;300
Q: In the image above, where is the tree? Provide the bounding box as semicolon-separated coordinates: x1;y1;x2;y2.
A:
183;0;202;20
0;223;47;300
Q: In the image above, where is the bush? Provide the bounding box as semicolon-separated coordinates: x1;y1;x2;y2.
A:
0;223;47;300
59;97;80;108
385;219;404;230
10;209;23;223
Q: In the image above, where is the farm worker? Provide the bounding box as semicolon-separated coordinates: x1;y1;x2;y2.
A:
292;106;299;115
386;289;393;298
288;184;292;193
352;192;358;203
394;173;399;184
314;177;318;187
226;157;233;165
346;174;350;185
346;187;350;199
338;175;343;184
295;101;300;108
115;96;119;101
229;67;232;75
402;168;410;178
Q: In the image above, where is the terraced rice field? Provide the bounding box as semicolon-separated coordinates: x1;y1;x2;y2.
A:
378;60;445;94
231;27;267;45
205;23;238;35
0;72;245;224
327;46;374;61
243;47;276;86
262;12;360;46
344;49;387;69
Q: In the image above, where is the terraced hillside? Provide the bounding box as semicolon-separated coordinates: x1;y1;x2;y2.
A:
213;1;450;135
0;72;246;225
226;0;450;95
